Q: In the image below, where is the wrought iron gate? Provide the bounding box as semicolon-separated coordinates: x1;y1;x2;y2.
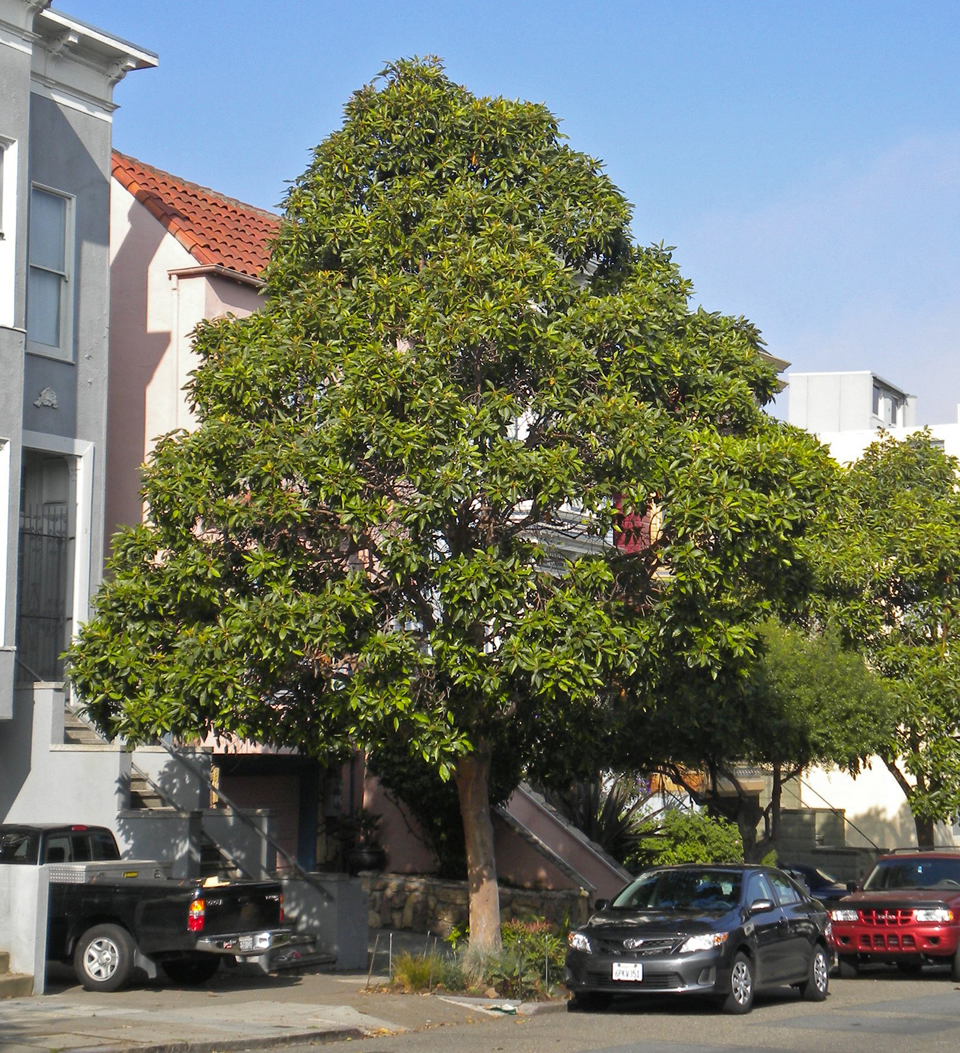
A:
17;501;69;681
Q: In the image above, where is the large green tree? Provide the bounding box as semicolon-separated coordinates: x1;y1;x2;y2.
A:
68;59;830;946
812;432;960;845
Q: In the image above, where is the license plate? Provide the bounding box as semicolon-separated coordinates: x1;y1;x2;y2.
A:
612;962;643;981
239;936;254;951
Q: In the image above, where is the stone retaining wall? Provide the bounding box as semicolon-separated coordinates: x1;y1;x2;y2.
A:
360;873;590;936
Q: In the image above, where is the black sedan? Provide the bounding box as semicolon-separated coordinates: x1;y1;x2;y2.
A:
565;864;832;1014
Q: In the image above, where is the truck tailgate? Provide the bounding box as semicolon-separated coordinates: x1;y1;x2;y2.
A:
198;881;283;935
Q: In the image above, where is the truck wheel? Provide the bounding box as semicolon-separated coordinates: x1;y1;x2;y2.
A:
160;956;221;986
74;924;136;992
837;954;860;979
952;948;960;983
800;945;829;1001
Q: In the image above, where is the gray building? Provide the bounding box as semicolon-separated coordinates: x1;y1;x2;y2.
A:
0;1;154;778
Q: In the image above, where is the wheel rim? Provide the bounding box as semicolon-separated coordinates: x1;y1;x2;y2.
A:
813;951;828;992
83;937;120;981
731;960;752;1005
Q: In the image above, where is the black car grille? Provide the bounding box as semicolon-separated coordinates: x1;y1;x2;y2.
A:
592;936;683;956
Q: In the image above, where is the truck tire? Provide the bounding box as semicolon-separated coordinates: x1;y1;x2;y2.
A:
952;947;960;983
160;956;221;986
74;924;136;992
837;954;860;979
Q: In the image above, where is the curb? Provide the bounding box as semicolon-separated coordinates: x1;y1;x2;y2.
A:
56;1027;366;1053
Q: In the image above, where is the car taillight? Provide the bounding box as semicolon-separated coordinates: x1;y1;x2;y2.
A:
188;898;205;932
279;892;284;924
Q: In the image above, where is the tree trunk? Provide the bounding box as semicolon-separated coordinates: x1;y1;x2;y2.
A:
882;757;935;847
456;743;501;949
914;814;935;848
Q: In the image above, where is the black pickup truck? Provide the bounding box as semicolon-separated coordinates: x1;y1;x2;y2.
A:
0;823;290;991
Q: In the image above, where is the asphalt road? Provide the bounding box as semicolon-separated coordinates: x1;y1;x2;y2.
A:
311;968;960;1053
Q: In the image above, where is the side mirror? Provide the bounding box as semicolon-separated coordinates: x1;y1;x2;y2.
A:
593;898;609;912
846;881;859;892
748;898;776;915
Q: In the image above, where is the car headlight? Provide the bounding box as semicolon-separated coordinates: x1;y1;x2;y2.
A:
829;909;859;922
679;932;728;954
568;931;592;953
915;908;954;923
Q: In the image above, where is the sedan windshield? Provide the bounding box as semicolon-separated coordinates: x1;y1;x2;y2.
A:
611;869;742;911
863;858;960;891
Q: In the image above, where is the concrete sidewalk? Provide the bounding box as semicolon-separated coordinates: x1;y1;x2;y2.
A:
0;934;564;1053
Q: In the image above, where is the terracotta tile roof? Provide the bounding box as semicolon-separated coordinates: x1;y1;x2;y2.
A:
112;150;279;281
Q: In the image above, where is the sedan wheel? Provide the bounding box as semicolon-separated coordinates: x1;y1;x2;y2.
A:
800;946;829;1001
722;952;755;1014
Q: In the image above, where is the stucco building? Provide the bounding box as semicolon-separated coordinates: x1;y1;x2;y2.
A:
0;0;154;804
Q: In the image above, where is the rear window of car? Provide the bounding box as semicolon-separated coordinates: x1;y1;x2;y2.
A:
89;831;120;860
0;830;39;864
864;858;960;891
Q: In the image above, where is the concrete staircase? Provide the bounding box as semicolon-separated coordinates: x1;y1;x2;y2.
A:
63;706;107;745
0;951;32;999
127;768;243;879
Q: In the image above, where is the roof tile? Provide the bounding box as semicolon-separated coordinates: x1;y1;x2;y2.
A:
112;150;279;280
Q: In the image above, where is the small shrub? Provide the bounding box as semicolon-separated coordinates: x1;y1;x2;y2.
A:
392;950;455;993
631;808;743;867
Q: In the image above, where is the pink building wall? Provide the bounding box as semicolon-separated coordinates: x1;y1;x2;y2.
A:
106;179;264;544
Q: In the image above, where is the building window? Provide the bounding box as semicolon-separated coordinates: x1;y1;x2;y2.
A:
27;184;74;359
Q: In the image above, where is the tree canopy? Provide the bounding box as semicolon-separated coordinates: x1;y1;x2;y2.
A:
67;59;832;944
811;432;960;844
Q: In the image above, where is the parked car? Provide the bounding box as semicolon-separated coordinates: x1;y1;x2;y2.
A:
0;823;290;991
778;862;852;909
828;848;960;979
565;864;832;1014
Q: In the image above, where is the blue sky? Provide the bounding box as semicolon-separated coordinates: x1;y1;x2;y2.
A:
58;1;960;424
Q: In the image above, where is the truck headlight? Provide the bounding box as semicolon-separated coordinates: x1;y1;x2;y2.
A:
915;908;954;923
679;932;728;954
567;932;592;953
829;909;858;922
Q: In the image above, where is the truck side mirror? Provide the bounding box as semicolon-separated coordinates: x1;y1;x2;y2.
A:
593;898;609;912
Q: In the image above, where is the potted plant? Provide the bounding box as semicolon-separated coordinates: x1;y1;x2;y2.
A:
343;809;387;873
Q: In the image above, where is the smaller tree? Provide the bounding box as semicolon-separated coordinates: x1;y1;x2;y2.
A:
813;432;960;845
643;620;893;860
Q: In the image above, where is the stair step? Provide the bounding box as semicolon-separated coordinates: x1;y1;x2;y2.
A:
63;711;106;745
0;973;33;999
129;774;166;809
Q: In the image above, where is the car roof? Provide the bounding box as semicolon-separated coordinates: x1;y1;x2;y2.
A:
0;823;113;834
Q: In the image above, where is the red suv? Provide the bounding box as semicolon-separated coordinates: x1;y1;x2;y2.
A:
828;849;960;979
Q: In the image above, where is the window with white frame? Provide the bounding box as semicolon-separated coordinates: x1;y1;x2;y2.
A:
27;184;74;358
0;137;16;328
